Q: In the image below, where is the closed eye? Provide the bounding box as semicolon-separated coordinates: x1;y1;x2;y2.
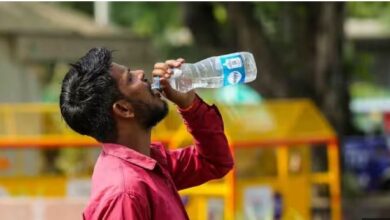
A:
141;74;147;82
127;68;132;83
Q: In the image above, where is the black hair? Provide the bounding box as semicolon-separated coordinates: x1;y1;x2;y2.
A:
59;47;122;142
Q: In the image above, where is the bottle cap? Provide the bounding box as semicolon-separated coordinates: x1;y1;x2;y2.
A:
151;76;160;90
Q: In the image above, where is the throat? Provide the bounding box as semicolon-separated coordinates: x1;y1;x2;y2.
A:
115;127;152;156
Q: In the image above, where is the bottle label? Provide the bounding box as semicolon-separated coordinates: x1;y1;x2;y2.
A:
220;53;246;86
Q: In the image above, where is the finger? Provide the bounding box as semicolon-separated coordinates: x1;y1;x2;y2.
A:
154;62;169;70
160;78;170;87
152;69;169;77
165;59;182;68
153;62;172;75
160;78;174;94
177;58;185;64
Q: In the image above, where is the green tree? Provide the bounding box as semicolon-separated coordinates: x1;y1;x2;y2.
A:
182;2;350;134
64;2;390;135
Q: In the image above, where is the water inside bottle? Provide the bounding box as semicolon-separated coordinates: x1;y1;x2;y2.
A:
150;52;257;92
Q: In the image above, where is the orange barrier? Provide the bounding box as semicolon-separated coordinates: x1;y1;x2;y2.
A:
0;99;340;220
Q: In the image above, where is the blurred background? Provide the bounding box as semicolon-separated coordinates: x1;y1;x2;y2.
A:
0;1;390;220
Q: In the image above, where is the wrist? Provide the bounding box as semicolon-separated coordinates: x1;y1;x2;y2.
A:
177;93;196;110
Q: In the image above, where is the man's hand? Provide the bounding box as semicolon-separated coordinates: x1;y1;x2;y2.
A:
152;58;196;109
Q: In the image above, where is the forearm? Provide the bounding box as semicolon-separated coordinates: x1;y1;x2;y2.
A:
178;95;234;169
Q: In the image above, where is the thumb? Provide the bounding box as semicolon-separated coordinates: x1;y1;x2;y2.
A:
160;78;178;98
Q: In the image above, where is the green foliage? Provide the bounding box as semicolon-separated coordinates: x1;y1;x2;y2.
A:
347;2;390;28
111;2;182;37
253;2;282;37
344;42;375;83
352;53;375;81
58;2;93;16
347;2;390;19
111;2;189;59
60;2;390;89
350;81;390;98
213;3;227;24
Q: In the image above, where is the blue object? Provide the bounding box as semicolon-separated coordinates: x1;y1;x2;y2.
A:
274;192;283;220
181;195;190;206
343;136;390;191
220;53;246;86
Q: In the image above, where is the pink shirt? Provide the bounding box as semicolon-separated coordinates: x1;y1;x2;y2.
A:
83;96;234;220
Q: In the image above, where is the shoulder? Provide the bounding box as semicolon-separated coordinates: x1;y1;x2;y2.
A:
83;191;148;220
151;142;169;163
90;154;152;203
92;160;151;196
150;142;166;154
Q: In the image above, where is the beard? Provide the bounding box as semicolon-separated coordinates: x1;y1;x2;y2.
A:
127;98;168;130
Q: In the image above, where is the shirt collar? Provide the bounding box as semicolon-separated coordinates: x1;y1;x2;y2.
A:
102;143;157;170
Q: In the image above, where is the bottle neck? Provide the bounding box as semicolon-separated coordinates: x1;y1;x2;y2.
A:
171;68;182;78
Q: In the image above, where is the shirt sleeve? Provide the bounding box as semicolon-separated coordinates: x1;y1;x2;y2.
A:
166;95;234;190
84;192;150;220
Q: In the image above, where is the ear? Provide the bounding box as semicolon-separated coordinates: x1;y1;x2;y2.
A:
112;100;134;119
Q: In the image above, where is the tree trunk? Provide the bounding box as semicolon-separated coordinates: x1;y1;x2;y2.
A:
182;3;222;54
226;2;290;97
311;2;351;134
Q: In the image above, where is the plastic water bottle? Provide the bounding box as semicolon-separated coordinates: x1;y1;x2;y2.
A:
151;52;257;93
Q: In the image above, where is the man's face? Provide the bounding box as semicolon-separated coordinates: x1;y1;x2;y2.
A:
110;63;168;129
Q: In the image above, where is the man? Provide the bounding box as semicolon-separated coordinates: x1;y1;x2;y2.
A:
60;47;234;219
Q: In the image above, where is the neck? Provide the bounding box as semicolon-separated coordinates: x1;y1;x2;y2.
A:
115;123;152;157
